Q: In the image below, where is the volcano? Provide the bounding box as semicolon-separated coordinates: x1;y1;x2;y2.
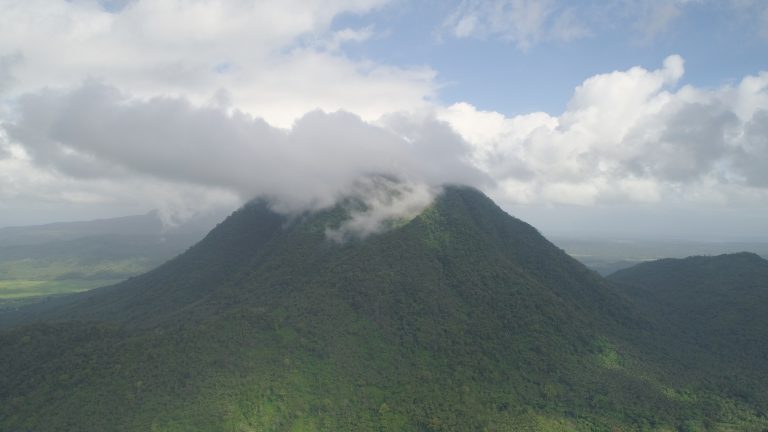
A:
2;186;767;431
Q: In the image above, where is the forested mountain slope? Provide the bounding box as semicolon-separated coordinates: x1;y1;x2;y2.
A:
2;187;767;431
610;253;768;407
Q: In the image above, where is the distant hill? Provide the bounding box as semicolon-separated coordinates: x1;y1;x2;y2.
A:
610;253;768;374
1;187;767;431
555;237;768;275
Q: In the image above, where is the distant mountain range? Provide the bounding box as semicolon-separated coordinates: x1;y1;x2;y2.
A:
0;212;167;246
1;186;766;431
0;210;228;303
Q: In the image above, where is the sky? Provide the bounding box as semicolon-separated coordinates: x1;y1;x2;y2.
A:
0;0;767;240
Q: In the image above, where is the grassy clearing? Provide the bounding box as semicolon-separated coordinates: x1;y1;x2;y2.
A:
0;279;122;299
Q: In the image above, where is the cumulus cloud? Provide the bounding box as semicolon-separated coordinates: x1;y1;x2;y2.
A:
439;56;768;208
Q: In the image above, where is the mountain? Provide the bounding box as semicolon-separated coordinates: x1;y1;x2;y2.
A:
1;187;767;431
554;237;768;276
609;253;768;406
609;252;768;355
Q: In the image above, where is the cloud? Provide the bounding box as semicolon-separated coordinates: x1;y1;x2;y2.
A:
440;0;768;48
325;178;436;242
631;0;684;42
6;82;486;217
442;0;685;49
623;102;739;182
726;0;768;40
0;0;432;127
442;0;570;50
3;50;768;239
438;56;768;207
550;8;591;42
319;26;377;52
621;0;768;44
0;0;445;229
735;109;768;186
1;0;767;240
0;52;22;94
9;54;768;233
0;136;240;227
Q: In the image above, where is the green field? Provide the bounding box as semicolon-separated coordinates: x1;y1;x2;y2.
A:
0;279;121;300
0;258;149;281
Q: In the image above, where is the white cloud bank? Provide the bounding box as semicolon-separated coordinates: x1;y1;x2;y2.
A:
440;55;768;210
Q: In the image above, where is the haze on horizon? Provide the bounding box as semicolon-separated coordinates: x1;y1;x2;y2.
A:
1;0;767;241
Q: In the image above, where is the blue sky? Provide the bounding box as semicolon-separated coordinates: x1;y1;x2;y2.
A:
1;0;767;240
331;0;768;115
